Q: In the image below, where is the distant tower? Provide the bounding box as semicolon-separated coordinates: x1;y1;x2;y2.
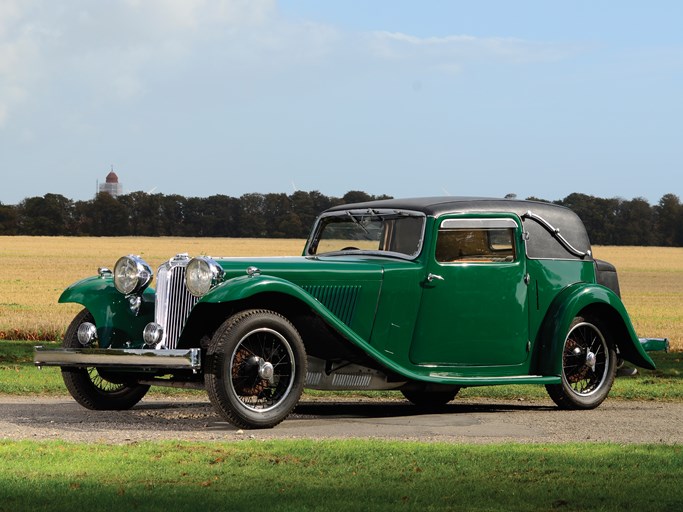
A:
99;166;123;197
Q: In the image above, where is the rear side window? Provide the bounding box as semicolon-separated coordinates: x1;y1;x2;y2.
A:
435;218;517;263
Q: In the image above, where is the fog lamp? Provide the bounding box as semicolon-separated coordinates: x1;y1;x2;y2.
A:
77;322;98;347
143;322;164;347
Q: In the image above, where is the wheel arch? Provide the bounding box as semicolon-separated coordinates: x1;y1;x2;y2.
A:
180;284;376;366
535;283;655;376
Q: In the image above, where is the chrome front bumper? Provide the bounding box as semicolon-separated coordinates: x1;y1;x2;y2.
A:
34;347;201;371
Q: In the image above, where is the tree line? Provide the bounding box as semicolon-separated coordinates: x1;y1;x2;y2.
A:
0;190;682;246
0;190;389;239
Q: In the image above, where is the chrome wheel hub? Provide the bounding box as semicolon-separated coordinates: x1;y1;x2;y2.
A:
585;351;597;372
258;360;275;382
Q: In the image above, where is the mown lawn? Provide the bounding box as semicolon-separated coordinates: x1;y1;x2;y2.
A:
1;343;681;512
0;440;681;512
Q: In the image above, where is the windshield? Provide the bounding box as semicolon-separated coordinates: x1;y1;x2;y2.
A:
307;209;425;259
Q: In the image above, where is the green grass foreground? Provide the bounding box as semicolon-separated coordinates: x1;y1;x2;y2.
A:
0;440;681;512
2;340;681;401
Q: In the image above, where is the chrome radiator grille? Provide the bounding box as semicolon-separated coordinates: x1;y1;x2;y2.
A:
155;256;199;349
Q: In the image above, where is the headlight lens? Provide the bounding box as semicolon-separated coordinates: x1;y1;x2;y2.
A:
113;255;153;295
185;257;223;297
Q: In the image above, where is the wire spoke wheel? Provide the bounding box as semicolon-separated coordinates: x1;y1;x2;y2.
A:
206;309;306;429
546;315;616;410
562;322;609;396
229;327;296;413
61;308;150;410
85;368;129;394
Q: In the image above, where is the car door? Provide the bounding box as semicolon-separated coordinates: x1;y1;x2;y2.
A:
410;216;530;367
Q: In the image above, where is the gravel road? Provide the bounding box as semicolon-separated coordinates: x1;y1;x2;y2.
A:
1;395;681;444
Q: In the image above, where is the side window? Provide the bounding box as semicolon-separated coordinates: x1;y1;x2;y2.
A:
435;219;517;263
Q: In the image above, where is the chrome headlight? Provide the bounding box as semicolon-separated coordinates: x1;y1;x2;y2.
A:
185;256;223;297
113;255;153;295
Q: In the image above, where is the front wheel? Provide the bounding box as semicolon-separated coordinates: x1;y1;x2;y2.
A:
61;309;150;410
546;316;617;409
205;309;307;429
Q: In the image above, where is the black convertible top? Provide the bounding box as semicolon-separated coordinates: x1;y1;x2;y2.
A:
325;196;592;260
328;196;564;217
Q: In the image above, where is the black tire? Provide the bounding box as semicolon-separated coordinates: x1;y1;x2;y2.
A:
401;387;460;408
546;315;617;410
205;309;307;429
61;309;150;410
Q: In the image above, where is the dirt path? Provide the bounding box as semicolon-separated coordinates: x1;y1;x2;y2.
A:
1;395;681;444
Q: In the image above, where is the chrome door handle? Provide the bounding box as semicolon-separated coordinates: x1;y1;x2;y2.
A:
427;273;445;283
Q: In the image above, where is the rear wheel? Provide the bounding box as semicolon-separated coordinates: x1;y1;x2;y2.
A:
61;309;150;410
401;387;460;408
205;309;307;429
546;316;617;409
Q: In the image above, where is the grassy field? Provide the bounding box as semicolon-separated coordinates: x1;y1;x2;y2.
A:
1;237;682;350
1;440;681;512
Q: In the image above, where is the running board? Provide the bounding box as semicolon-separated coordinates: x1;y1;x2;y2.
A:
426;373;561;386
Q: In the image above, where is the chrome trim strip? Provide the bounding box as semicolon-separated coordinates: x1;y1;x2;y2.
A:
522;210;590;259
440;218;518;230
34;347;201;370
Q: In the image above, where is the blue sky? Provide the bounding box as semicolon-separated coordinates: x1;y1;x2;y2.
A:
1;0;681;205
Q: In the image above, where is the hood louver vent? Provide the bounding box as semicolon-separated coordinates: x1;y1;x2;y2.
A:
302;284;360;326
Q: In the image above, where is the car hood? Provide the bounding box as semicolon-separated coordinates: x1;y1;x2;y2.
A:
214;256;386;286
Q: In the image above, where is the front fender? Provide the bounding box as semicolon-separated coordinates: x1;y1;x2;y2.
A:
537;283;655;375
58;276;154;347
200;274;317;306
198;274;361;333
195;275;424;379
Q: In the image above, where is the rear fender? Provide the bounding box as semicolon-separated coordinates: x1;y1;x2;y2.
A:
536;283;655;375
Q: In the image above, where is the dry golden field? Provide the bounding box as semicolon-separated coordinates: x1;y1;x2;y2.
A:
592;246;683;351
0;236;306;340
0;237;681;350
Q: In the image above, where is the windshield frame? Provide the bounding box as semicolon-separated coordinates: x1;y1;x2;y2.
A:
305;208;427;260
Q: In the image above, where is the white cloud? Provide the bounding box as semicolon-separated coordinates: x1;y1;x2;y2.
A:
367;31;577;71
0;16;38;128
0;0;279;128
0;1;578;130
0;0;24;37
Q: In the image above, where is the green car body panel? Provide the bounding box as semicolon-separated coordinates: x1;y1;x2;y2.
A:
55;198;654;382
59;275;155;347
40;196;659;427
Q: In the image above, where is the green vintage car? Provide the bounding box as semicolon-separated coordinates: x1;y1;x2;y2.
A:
35;196;660;429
